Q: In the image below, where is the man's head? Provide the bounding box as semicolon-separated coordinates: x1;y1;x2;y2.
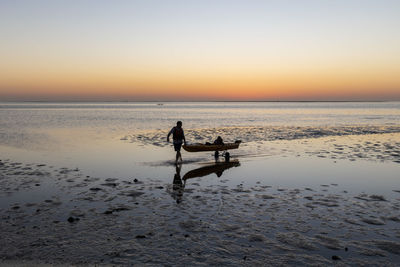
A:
177;121;182;127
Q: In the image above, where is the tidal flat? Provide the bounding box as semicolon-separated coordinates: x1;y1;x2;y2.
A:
0;102;399;265
1;133;400;266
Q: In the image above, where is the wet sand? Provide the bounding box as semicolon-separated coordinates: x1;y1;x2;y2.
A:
1;132;400;266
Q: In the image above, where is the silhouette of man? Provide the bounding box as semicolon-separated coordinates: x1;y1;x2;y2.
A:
167;121;186;164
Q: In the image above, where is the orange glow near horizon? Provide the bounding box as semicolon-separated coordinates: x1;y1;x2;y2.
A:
1;62;399;101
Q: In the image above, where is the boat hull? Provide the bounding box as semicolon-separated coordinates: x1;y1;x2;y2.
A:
182;142;240;152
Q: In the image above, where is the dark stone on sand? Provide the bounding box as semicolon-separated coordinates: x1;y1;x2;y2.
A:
332;255;341;260
101;182;118;187
89;187;102;192
369;195;387;201
136;235;146;239
243;256;247;260
156;186;164;189
345;247;348;251
260;194;275;199
134;178;139;183
11;206;20;210
67;216;79;223
53;220;60;224
184;234;190;238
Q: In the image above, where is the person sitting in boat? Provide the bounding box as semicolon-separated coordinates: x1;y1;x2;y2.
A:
213;136;224;145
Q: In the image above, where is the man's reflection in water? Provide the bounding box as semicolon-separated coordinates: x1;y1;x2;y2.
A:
171;163;184;203
215;170;223;177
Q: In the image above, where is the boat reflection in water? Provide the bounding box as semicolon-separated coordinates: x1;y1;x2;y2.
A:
182;160;240;180
170;160;240;203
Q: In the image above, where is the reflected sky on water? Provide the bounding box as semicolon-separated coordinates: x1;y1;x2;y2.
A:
0;102;399;198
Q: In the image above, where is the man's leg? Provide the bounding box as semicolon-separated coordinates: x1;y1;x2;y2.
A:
174;142;183;163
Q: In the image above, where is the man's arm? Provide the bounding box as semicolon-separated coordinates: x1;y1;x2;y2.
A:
183;129;186;145
167;127;174;142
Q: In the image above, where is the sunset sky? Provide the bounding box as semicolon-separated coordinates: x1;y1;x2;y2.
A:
1;0;399;101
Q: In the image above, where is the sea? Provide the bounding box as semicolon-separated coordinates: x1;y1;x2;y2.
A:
1;101;400;265
1;101;399;189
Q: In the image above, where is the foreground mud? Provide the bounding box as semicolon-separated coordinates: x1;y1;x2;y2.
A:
1;149;400;265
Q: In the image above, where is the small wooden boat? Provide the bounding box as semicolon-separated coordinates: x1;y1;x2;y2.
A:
183;140;241;152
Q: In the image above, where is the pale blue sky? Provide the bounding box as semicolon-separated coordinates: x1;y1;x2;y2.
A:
1;0;399;100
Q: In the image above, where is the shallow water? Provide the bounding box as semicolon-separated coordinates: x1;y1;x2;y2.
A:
0;102;400;265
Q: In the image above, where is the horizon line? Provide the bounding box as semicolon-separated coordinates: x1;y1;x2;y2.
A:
1;100;399;103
